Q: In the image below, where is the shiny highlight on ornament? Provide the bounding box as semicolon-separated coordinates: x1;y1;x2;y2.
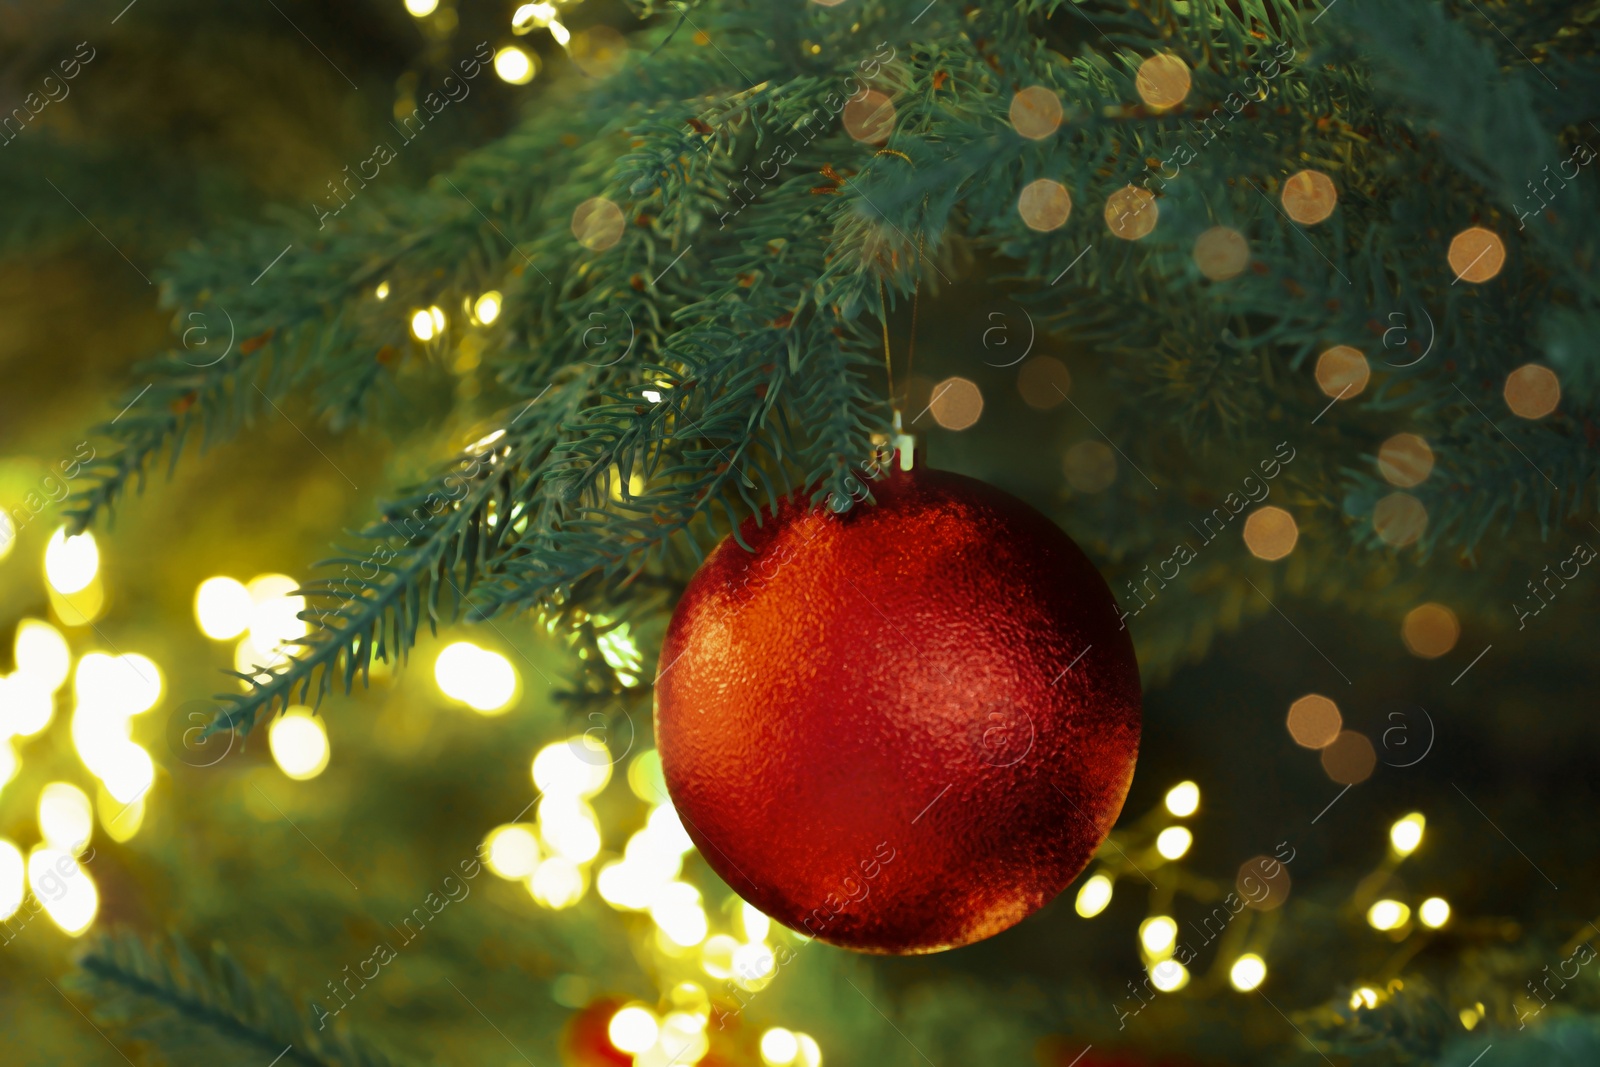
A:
1402;603;1458;659
1105;184;1158;240
1367;899;1410;931
1155;826;1192;860
1448;227;1506;283
268;707;330;781
1503;363;1560;420
1281;169;1338;225
1230;954;1267;991
195;577;252;640
1075;873;1113;917
1164;781;1199;817
1135;53;1191;110
1242;506;1298;561
44;526;98;595
494;46;537;86
1010;86;1063;139
1017;178;1072;232
1389;813;1425;856
1419;897;1451;928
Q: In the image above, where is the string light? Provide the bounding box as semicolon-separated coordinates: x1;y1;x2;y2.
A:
375;281;390;300
650;880;709;946
529;856;586;908
247;574;308;658
268;707;330;781
28;847;97;936
1009;86;1063;140
1402;603;1459;659
1230;954;1267;991
1314;345;1369;399
0;673;55;737
532;737;613;797
1281;169;1338;225
14;619;71;693
1075;873;1113;917
1193;226;1250;280
1140;915;1178;956
98;787;145;843
1242;506;1298;561
1321;731;1377;784
609;1005;660;1054
1447;227;1506;283
1017;178;1072;232
1389;813;1425;856
1135;54;1191;110
512;2;558;32
929;376;983;430
1503;363;1560;419
483;824;541;879
411;308;437;341
796;1034;823;1067
44;526;98;595
1156;827;1193;860
572;197;625;251
494;46;538;85
1367;899;1410;931
194;577;252;640
539;796;602;863
1164;781;1200;817
700;934;739;979
1351;987;1379;1010
1419;897;1451;928
38;782;93;854
1150;959;1189;992
473;291;502;325
1104;185;1158;240
761;1028;801;1066
547;20;570;47
404;0;438;15
0;840;22;921
1373;492;1428;548
434;641;518;714
1378;433;1434;488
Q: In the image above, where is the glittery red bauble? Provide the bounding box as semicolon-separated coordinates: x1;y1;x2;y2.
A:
655;464;1141;954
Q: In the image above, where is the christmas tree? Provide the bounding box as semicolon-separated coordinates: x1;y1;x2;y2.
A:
3;0;1598;1063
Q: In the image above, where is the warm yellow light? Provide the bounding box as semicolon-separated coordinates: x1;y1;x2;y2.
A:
608;1005;660;1055
1351;987;1379;1010
1419;897;1451;928
1156;826;1193;860
375;281;390;300
474;291;503;325
1149;959;1189;993
0;741;16;790
548;20;570;47
38;781;93;854
761;1027;800;1066
732;940;776;982
430;306;446;333
75;653;162;718
597;859;656;910
1230;954;1267;991
1390;812;1425;856
1075;873;1113;918
247;574;308;656
1140;915;1178;955
538;797;602;863
410;308;437;341
99;743;155;805
1460;1002;1484;1030
98;786;145;843
495;46;536;85
0;511;13;562
650;881;709;947
659;1012;712;1064
0;672;55;737
434;641;518;714
44;526;99;594
0;840;23;921
14;619;71;693
700;934;739;979
512;3;559;33
529;856;585;908
28;847;97;936
404;0;438;16
532;737;612;797
1164;781;1200;817
742;901;771;943
483;824;541;879
1367;899;1410;931
796;1033;823;1067
195;577;252;640
268;707;330;781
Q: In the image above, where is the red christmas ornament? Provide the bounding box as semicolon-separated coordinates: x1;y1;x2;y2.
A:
655;463;1141;954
